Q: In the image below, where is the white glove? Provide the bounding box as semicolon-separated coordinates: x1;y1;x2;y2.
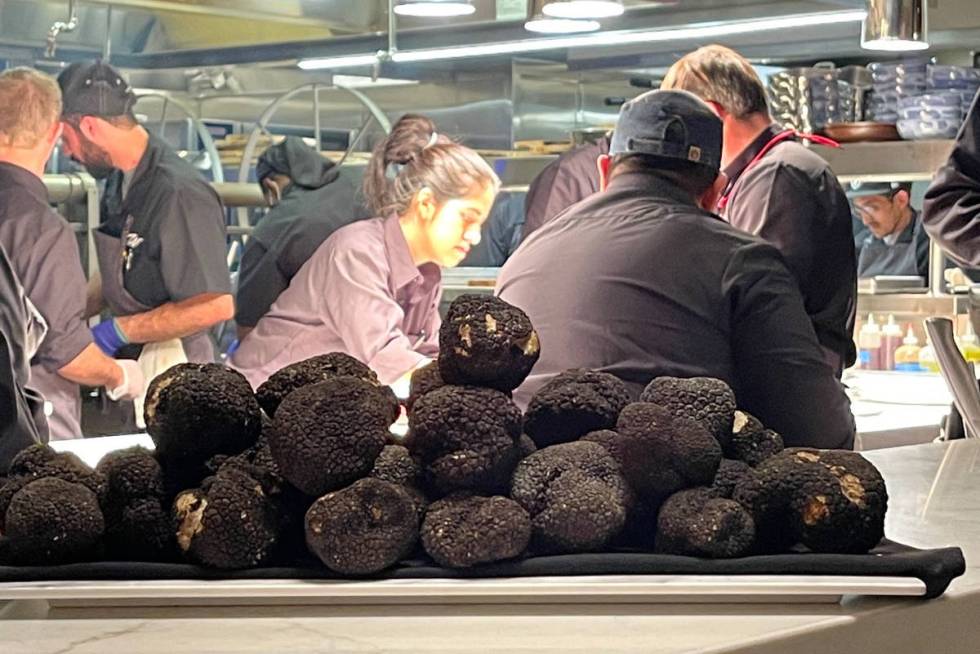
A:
107;359;146;402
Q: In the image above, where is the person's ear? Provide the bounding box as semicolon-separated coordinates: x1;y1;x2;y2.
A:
699;171;728;212
597;154;612;192
414;187;437;222
893;189;910;209
78;115;105;142
45;120;62;152
705;100;727;120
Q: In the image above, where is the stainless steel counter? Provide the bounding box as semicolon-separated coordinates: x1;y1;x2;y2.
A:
1;440;978;653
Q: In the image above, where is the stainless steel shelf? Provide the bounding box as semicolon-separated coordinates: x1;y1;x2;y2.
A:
816;139;955;183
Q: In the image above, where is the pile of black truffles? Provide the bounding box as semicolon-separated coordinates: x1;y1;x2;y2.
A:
0;294;887;574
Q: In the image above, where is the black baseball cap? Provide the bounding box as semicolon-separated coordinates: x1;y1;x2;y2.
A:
609;89;722;172
847;181;911;199
57;61;136;118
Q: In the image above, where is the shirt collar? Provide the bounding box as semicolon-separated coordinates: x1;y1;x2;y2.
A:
606;169;707;208
382;214;436;292
722;123;784;187
0;162;46;204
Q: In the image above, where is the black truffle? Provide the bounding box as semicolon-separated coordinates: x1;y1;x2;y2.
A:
408;385;524;495
524;370;632;448
733;449;888;554
407;360;445;412
727;411;784;466
640;377;736;448
421;493;531;568
145;363;262;464
0;444;106;525
96;447;173;560
305;478;419;575
510;441;630;553
3;477;104;565
173;464;281;569
655;487;756;558
256;352;397;420
438;294;540;392
269;376;393;497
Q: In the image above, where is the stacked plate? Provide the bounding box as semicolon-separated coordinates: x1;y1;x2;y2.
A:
769;65;854;133
868;60;927;124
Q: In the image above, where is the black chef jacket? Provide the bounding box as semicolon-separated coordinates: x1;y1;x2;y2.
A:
0;243;46;472
0;163;92;373
856;209;930;279
922;90;980;268
497;171;855;450
236;167;368;328
722;125;857;375
522;136;609;241
99;134;231;309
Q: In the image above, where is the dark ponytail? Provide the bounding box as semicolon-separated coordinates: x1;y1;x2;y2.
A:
363;114;439;216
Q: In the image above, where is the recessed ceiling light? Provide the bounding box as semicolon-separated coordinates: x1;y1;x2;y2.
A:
394;0;476;18
542;0;625;20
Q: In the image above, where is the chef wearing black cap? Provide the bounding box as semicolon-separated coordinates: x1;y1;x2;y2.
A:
497;89;854;450
57;61;233;384
235;137;368;340
849;181;929;279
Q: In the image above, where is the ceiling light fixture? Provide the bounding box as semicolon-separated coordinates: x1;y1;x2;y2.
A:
298;9;867;70
542;0;625;19
394;0;476;18
527;0;600;33
861;0;928;51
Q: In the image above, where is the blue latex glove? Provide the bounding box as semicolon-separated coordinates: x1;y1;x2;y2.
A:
91;319;129;356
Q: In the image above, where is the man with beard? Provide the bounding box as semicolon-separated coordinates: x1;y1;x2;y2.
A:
58;61;232;424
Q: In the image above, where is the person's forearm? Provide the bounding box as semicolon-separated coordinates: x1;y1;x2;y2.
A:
85;272;106;320
58;343;124;388
115;293;234;344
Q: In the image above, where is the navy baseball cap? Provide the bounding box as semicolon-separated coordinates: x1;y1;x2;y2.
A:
609;89;722;172
57;61;136;118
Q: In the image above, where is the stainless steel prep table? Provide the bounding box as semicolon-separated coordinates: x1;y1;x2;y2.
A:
1;439;979;653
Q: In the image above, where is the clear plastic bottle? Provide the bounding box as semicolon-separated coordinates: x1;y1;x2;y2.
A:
858;314;883;370
959;321;980;364
881;314;903;370
894;326;924;372
919;334;940;373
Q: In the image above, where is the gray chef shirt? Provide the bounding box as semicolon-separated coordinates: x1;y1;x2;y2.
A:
497;170;855;451
0;162;92;373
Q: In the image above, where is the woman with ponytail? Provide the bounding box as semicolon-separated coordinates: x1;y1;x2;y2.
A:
231;115;499;390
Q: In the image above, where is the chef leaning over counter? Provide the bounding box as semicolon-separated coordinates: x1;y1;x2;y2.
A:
662;45;858;378
56;60;234;425
235;137;370;340
497;89;855;450
0;68;143;440
0;242;46;471
231;115;499;390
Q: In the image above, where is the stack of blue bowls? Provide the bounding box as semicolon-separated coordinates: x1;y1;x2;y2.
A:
868;60;927;124
895;65;979;139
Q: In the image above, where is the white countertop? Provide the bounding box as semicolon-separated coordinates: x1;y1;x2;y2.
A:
2;439;980;653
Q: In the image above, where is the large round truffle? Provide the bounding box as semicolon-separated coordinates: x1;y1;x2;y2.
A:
655;487;756;558
510;441;630;553
0;444;106;525
4;477;105;565
145;363;262;464
305;478;419;575
640;377;736;448
269;376;392;497
438;294;540;392
734;449;888;554
727;411;784;467
421;494;531;568
524;370;632;448
408;385;523;494
256;352;396;420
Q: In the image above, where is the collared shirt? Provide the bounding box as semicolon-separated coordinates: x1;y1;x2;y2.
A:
923;89;980;268
235;170;369;328
99;134;231;309
522;136;609;241
230;215;442;388
857;209;930;279
722;124;858;375
497;170;855;450
0;162;91;373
